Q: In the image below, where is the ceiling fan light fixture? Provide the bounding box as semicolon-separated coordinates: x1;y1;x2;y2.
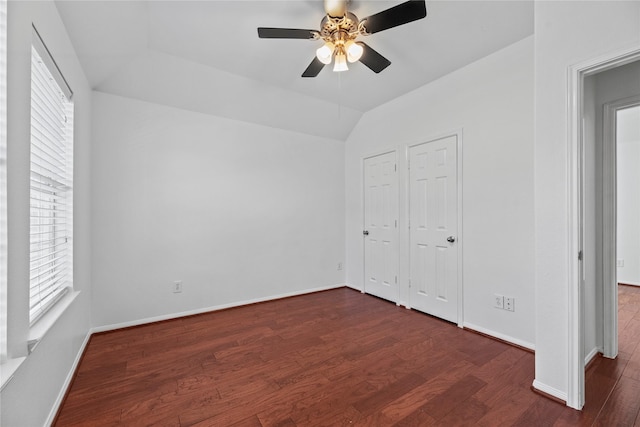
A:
257;0;428;77
316;42;335;65
333;49;348;72
345;40;364;63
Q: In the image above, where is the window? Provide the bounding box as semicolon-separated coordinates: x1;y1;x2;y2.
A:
29;28;74;325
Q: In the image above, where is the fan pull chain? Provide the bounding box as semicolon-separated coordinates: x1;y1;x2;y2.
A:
337;70;342;121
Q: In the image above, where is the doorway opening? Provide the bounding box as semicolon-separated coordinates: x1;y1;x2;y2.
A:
615;105;640;291
570;51;640;410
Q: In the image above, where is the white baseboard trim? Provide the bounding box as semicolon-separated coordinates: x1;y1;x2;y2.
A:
619;281;640;287
584;346;602;366
45;330;92;426
345;283;363;293
92;284;346;333
346;284;407;308
532;379;568;403
462;322;535;351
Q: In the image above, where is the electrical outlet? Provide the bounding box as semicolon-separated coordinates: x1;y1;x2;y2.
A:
173;281;182;293
617;259;624;268
494;294;504;309
337;262;343;271
505;297;515;312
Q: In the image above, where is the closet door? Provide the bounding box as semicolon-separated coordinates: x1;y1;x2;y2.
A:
363;152;399;303
409;136;459;322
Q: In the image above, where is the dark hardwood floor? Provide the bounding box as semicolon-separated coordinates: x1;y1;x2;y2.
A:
555;284;640;427
54;285;640;426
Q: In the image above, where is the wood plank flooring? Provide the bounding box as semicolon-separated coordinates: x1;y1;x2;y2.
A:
54;285;640;426
556;284;640;427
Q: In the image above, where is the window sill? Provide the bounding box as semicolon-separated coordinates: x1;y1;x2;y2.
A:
28;290;80;352
0;356;27;392
0;290;80;391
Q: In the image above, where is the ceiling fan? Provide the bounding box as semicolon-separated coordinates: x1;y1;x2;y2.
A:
257;0;427;77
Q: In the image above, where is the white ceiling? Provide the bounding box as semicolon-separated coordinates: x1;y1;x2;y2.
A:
55;0;534;140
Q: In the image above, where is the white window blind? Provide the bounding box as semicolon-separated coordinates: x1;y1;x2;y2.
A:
29;30;74;325
0;0;8;361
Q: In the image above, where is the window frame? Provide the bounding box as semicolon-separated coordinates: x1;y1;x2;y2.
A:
28;27;74;326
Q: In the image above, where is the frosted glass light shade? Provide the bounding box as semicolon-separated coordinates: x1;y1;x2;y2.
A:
316;43;334;65
333;52;348;72
345;40;364;63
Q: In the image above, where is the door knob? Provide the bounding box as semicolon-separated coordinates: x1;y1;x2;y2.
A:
363;230;369;236
447;236;455;243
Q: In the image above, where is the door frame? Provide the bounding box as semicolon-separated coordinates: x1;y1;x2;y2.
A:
567;45;640;410
362;149;400;305
406;130;464;327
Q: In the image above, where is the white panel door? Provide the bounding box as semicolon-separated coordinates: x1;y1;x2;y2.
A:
363;152;398;303
409;136;458;323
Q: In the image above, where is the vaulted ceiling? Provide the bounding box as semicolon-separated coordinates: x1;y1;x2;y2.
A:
55;0;534;140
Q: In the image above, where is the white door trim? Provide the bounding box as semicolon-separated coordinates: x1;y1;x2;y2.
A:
362;149;400;305
602;95;640;359
567;44;640;410
406;129;464;327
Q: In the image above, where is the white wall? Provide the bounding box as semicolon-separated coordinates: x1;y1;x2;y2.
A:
534;0;640;404
90;92;345;328
345;37;535;347
617;106;640;286
1;1;92;425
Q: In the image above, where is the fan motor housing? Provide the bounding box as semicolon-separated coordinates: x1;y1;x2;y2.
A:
319;12;360;41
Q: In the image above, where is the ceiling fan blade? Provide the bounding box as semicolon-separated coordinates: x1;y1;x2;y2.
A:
302;57;325;77
257;28;317;39
361;0;427;34
358;43;391;73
